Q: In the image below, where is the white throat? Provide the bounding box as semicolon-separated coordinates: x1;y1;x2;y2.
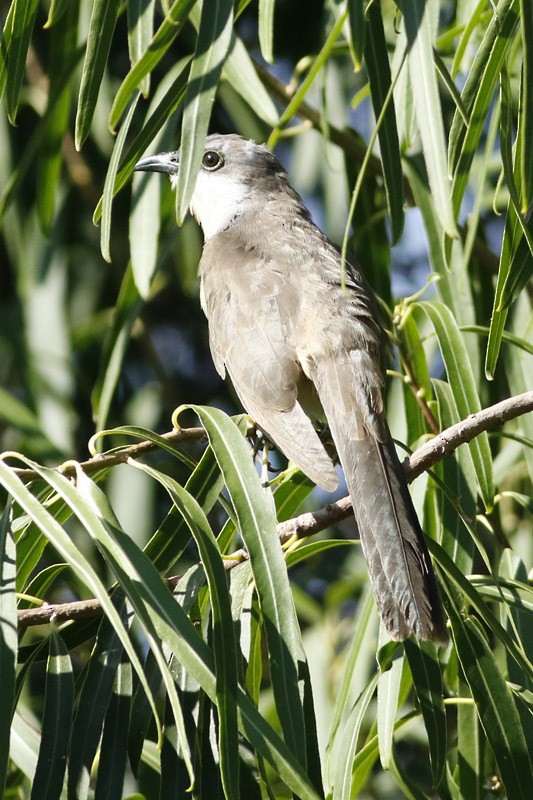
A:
173;170;249;240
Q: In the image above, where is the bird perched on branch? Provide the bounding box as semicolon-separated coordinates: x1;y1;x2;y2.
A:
135;133;447;643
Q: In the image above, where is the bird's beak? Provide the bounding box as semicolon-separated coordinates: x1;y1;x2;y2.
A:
134;151;179;176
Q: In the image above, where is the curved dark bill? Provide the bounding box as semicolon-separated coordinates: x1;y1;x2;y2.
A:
134;152;179;175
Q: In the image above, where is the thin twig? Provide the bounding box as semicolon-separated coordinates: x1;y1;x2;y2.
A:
10;426;206;484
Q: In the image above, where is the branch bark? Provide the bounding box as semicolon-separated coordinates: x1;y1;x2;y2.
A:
15;391;533;627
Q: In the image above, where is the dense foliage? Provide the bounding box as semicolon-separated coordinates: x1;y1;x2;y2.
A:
1;1;532;798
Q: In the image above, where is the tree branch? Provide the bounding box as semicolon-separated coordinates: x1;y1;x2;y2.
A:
15;391;533;627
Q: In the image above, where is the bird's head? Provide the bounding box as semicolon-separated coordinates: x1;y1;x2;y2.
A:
134;133;290;239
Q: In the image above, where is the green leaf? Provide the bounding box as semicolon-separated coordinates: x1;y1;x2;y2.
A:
377;649;404;770
0;459;164;750
68;593;128;800
519;0;533;209
220;31;278;126
94;656;132;800
274;10;347;134
432;379;476;574
448;0;520;218
183;405;309;768
30;630;74;800
347;0;366;69
94;57;191;223
109;0;196;130
144;444;223;573
131;461;240;799
364;2;404;243
91;265;143;432
404;640;447;787
127;0;155;96
402;0;456;236
449;613;533;799
19;563;68;609
176;0;234;222
37;3;79;233
0;504;16;797
332;674;379;800
75;0;121;150
0;45;86;221
258;0;275;63
101;94;141;262
414;301;494;509
4;0;40;123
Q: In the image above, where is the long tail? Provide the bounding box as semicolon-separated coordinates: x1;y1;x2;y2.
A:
313;359;447;642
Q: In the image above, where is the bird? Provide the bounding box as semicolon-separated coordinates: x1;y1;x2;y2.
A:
134;133;448;642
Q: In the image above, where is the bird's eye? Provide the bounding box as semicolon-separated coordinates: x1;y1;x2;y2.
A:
202;150;224;171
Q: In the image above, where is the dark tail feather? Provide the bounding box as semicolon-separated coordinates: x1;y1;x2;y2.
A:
344;434;447;641
314;364;447;642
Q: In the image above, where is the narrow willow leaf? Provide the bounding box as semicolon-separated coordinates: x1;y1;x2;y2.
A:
485;303;509;381
325;586;377;786
414;301;494;509
432;379;476;575
91;265;143;432
4;0;39;123
450;0;488;78
94;657;132;800
404;640;446;787
449;0;520;217
60;466;195;784
145;445;224;573
101;94;140;262
37;3;78;233
51;464;320;799
332;674;379;800
10;711;40;784
519;0;533;209
127;0;155;96
18;563;68;609
377;650;404;770
75;0;121;150
220;31;278;125
347;0;366;69
364;2;404;243
449;613;533;799
457;672;482;799
402;0;455;236
428;538;533;679
258;0;275;63
131;461;240;799
44;0;72;27
0;0;15;98
0;459;163;748
184;405;309;768
30;631;74;800
109;0;196;129
176;0;233;222
159;690;195;797
94;56;192;224
285;539;354;568
0;46;85;221
68;593;128;800
128;647;163;774
0;504;16;797
275;10;347;132
273;470;315;522
389;745;431;799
